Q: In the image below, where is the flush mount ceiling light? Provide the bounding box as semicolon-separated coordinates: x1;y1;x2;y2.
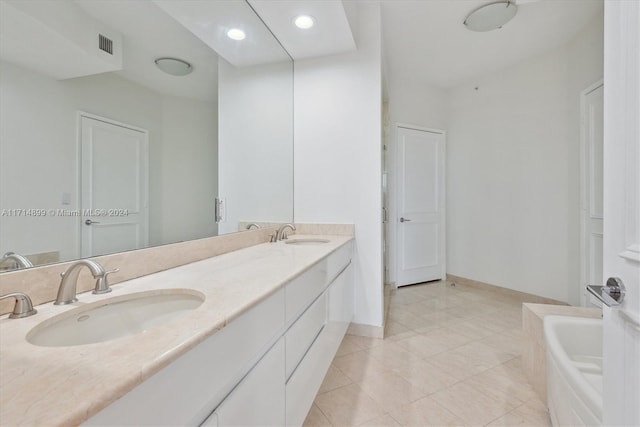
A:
154;58;193;76
464;1;518;32
227;28;246;41
294;15;315;29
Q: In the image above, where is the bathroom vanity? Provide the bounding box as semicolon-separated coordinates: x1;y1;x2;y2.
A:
0;234;353;426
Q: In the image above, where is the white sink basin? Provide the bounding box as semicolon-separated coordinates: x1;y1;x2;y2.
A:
284;238;330;245
27;290;204;347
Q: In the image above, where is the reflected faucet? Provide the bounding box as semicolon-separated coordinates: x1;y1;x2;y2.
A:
276;223;296;241
0;252;33;270
54;260;118;305
246;223;261;230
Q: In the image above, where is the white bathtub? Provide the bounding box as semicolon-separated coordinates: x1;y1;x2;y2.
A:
544;315;603;427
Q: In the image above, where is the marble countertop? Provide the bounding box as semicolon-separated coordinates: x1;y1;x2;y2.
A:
0;235;353;426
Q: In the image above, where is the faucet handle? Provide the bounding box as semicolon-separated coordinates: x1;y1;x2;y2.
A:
0;292;37;319
93;268;119;295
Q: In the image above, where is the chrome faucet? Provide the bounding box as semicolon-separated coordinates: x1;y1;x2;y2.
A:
246;223;261;230
276;223;296;241
0;252;34;270
0;292;37;318
54;260;118;305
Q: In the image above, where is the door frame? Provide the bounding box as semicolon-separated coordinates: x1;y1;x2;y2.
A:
76;111;149;258
579;79;604;307
393;123;446;287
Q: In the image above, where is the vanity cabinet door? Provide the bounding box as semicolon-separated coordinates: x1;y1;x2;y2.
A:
212;337;285;427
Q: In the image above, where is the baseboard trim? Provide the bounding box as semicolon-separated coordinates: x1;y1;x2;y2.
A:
446;274;567;305
347;322;384;339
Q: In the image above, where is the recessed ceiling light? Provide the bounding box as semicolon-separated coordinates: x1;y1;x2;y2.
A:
294;15;315;30
227;28;246;41
154;58;193;76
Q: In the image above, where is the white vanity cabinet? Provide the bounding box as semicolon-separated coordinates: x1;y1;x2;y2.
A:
84;241;353;427
285;263;353;427
202;338;286;427
84;288;286;427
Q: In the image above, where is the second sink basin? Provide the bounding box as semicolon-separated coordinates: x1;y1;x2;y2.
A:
27;289;204;347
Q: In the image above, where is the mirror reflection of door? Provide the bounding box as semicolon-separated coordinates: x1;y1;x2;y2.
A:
580;82;604;307
80;114;149;258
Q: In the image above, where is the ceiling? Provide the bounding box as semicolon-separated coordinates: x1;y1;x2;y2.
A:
3;0;604;102
248;0;356;60
381;0;604;89
153;0;290;68
76;0;219;103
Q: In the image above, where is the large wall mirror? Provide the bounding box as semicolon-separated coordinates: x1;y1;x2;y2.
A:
0;0;294;272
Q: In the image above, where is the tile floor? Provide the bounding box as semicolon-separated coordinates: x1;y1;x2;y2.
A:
303;280;553;427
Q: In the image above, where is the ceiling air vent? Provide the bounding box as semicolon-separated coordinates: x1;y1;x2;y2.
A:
98;34;113;55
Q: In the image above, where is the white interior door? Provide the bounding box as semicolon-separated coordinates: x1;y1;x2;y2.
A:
80;114;148;258
602;2;640;425
581;82;604;307
396;126;445;287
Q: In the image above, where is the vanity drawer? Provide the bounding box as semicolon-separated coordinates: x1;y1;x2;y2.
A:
285;291;327;379
285;322;333;427
285;242;351;325
285;263;353;427
285;263;326;325
208;338;285;427
325;242;352;284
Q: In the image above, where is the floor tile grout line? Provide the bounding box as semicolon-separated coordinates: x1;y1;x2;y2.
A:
307;281;549;427
311;401;335;427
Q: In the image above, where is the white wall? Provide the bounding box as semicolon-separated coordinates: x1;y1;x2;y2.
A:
388;79;448;131
446;50;571;302
445;14;603;303
157;96;218;245
0;60;81;263
294;3;383;328
217;59;294;234
0;60;217;263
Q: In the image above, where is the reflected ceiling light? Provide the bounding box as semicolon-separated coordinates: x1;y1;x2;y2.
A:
464;1;518;32
154;57;193;76
294;15;315;29
227;28;246;40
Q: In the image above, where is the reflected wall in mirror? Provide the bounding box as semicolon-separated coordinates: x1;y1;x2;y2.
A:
0;0;293;272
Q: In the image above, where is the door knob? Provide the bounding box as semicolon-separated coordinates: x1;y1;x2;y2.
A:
586;277;626;307
84;219;101;225
400;217;411;223
603;277;626;304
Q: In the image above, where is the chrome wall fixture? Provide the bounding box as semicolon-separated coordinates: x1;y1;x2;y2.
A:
587;277;627;307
